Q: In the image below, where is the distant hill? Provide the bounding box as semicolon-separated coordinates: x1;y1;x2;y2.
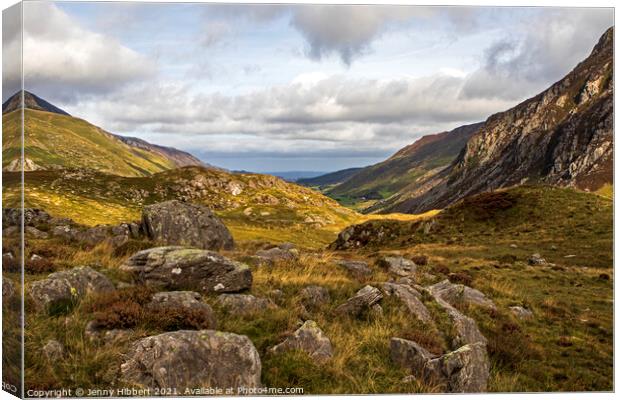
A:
372;26;613;214
2;91;208;176
264;171;329;182
297;167;363;188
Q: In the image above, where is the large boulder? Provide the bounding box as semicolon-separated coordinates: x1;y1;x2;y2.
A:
336;260;373;279
428;280;496;310
382;283;433;324
147;291;217;329
141;201;234;250
120;330;261;391
270;320;333;363
390;337;437;372
335;285;383;317
424;342;490;393
120;246;252;293
28;267;115;312
299;285;330;311
216;294;275;316
254;244;299;264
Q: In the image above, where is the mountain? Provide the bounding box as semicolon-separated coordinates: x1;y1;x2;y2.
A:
2;91;208;176
297;167;363;188
2;90;71;116
326;122;482;203
264;171;328;181
370;27;613;214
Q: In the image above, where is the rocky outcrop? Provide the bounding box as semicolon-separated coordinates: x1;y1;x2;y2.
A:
424;342;490;393
255;244;299;263
147;291;217;329
382;283;432;323
377;256;417;277
335;285;383;317
336;260;372;279
120;330;261;390
428;280;496;310
120;246;252;293
270;320;333;363
216;294;275;316
2;208;51;227
390;337;437;372
141;201;234;250
28;266;115;312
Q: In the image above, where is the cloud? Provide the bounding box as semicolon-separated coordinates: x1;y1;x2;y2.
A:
4;2;156;102
460;8;613;101
2;3;22;99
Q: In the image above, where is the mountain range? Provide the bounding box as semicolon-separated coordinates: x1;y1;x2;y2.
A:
2;91;207;176
308;27;613;214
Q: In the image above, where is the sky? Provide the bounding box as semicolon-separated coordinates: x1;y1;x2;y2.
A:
2;1;614;172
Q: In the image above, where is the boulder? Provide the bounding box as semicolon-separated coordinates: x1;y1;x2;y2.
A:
141;201;234;251
2;278;16;299
2;208;51;227
270;320;333;363
528;253;547;266
390;337;437;372
509;306;533;319
428;280;496;310
42;340;64;362
28;267;115;312
24;226;48;239
377;256;417;277
51;225;79;241
120;246;252;293
147;291;217;329
216;294;274;316
335;285;383;317
121;330;261;390
337;260;372;279
424;342;490;393
255;244;298;263
299;285;330;310
382;283;433;324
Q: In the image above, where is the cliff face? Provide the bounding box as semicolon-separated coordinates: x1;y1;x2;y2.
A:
380;27;613;214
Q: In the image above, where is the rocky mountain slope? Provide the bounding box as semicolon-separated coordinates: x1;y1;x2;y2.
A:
297;167;363;189
326;122;482;205
373;27;613;214
2;92;207;175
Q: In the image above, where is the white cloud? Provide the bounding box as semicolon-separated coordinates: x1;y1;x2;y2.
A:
12;2;155;102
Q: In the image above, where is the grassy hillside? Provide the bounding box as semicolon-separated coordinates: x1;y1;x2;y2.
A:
3;167;425;248
2;109;180;176
297;167;363;189
327;123;481;208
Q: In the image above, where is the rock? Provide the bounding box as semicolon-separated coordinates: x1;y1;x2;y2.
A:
390;337;437;372
335;285;383;317
120;246;252;294
141;201;234;251
299;286;330;310
509;244;518;249
509;306;533;319
74;226;110;246
42;340;64;362
28;266;115;312
121;330;261;390
255;244;298;263
369;304;384;318
270;320;333;363
217;294;274;316
25;226;48;239
337;260;372;278
2;208;51;227
528;253;547;265
428;280;496;310
85;321;133;344
1;226;19;237
377;256;417;277
424;342;490;393
51;225;79;241
147;291;217;329
382;283;433;324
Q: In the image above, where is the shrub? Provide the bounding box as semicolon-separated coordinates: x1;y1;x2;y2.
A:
92;300;143;329
448;271;473;286
144;307;214;331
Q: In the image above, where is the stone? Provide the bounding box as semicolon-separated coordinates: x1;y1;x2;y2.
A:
120;246;252;294
24;226;48;239
335;285;383;317
2;278;16;299
28;266;115;312
509;306;533;319
42;340;64;362
382;282;433;324
270;320;333;363
217;294;274;316
428;280;496;310
147;291;217;329
255;244;298;263
390;337;437;372
377;256;417;277
51;225;79;241
336;260;372;278
528;253;547;266
299;286;330;310
424;342;490;393
141;201;234;250
2;208;51;227
121;330;261;390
